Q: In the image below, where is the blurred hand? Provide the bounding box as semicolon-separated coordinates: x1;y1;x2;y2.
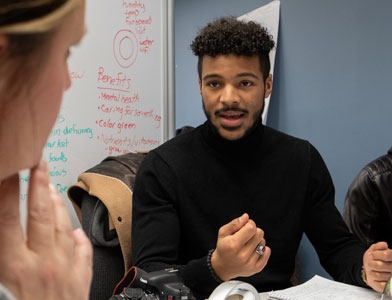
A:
211;213;270;281
0;160;92;300
363;242;392;292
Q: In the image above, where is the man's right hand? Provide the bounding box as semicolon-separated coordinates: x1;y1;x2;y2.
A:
211;213;271;281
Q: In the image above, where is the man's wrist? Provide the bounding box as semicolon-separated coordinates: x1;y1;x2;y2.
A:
207;249;223;284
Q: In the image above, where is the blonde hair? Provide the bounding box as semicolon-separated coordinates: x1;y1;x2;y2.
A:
0;0;82;97
0;0;81;34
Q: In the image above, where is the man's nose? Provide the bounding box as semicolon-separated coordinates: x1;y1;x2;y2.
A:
220;85;240;105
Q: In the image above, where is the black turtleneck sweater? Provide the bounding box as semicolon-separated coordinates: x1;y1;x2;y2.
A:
131;120;366;300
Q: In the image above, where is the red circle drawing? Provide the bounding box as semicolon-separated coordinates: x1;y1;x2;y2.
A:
113;29;138;68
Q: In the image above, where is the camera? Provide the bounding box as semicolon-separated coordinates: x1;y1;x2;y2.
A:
110;267;195;300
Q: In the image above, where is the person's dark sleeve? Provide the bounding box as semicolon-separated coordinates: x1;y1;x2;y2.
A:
131;151;220;298
343;169;378;248
304;145;367;287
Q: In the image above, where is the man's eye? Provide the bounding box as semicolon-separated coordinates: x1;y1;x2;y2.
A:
241;81;252;87
208;82;219;88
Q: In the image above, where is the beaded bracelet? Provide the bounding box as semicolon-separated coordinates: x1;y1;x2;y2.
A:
207;249;223;284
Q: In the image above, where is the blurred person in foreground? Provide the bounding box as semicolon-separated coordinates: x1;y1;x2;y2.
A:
0;1;92;299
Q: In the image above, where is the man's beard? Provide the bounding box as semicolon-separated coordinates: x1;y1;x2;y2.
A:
201;98;265;137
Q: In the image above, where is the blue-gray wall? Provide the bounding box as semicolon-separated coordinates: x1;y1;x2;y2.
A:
174;0;392;282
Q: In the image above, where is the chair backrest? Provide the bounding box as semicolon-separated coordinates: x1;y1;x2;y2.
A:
68;127;194;300
68;152;147;300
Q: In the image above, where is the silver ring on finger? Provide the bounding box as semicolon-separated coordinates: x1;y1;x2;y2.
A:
255;243;266;256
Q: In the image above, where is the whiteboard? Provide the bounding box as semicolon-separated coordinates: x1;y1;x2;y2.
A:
20;0;174;228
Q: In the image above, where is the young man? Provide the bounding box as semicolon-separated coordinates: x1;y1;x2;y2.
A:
131;17;392;300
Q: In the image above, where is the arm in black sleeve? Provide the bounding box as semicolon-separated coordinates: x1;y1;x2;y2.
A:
131;151;220;299
304;144;367;287
343;168;378;248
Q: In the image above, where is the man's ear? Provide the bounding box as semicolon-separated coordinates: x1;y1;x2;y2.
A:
198;78;202;94
264;74;273;99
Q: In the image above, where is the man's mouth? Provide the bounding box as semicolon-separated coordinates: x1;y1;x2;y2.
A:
220;111;243;118
218;110;246;127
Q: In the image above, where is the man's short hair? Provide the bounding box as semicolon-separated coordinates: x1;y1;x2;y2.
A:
190;16;275;81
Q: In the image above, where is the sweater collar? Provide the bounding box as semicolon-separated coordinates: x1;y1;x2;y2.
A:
201;118;265;155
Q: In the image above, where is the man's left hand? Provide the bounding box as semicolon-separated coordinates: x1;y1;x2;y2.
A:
363;242;392;292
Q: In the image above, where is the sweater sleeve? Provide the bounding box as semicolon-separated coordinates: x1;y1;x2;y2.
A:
305;144;367;287
131;151;220;299
0;285;16;300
